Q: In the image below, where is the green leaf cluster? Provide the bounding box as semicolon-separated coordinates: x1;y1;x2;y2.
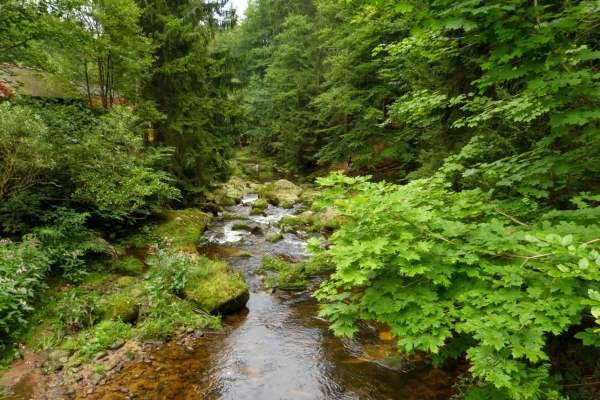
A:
314;171;600;399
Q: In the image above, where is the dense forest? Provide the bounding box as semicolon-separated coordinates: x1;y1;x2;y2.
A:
2;0;600;399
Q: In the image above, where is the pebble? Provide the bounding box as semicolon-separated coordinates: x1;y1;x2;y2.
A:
121;388;129;393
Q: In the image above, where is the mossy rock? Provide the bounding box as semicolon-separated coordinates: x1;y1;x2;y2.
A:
219;197;237;207
251;226;264;236
102;296;139;324
232;222;252;231
185;260;249;315
248;183;262;193
259;180;303;205
267;233;284;243
222;212;249;221
281;201;294;209
279;215;301;227
249;208;267;217
252;198;269;210
153;209;211;248
258;171;276;182
298;211;316;225
205;202;224;215
320;206;349;230
298;191;316;206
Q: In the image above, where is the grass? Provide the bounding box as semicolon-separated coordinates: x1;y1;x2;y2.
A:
64;320;132;358
111;256;143;276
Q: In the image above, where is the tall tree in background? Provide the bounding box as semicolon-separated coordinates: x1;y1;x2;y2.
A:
137;0;242;193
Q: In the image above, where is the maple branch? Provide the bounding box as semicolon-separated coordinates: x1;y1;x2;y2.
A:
492;208;529;226
584;238;600;245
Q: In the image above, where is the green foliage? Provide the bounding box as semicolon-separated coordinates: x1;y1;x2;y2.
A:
313;172;600;399
55;289;100;330
76;320;132;358
0;236;50;353
145;243;195;299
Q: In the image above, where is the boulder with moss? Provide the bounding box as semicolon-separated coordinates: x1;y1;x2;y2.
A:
249;208;267;216
185;260;249;315
152;209;211;251
102;296;139;324
259;180;303;205
267;233;284;243
252;198;269;210
319;206;348;230
222;212;249;221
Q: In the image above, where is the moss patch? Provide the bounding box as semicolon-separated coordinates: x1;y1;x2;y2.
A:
232;222;252;231
249;208;267;216
101;295;139;324
253;198;269;209
222;212;249;221
267;233;284;243
112;256;143;276
152;209;211;250
185;259;249;315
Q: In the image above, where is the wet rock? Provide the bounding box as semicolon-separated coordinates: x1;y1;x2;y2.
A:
108;339;126;350
251;226;263;236
372;356;411;372
101;295;139;323
121;350;136;362
92;351;108;362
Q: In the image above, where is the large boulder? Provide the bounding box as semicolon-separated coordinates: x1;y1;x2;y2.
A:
153;209;211;251
259;180;303;205
102;295;139;324
185;260;249;315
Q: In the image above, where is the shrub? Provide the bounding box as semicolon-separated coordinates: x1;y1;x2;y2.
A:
0;236;50;355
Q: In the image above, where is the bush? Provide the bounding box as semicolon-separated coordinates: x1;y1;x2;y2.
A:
56;289;100;330
0;236;50;355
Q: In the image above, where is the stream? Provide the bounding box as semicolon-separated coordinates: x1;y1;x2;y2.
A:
148;194;461;399
5;194;464;400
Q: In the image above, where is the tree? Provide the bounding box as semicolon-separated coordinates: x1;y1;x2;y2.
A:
136;0;242;192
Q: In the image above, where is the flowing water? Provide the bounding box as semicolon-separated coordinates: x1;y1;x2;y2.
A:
156;195;462;399
5;194;464;400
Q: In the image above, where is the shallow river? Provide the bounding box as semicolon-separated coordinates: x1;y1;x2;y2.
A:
7;195;463;399
171;195;461;399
